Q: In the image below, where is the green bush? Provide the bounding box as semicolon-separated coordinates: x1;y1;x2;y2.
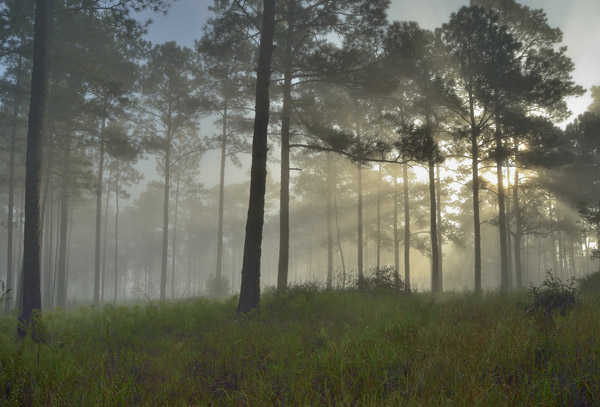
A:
578;270;600;298
350;266;404;292
529;271;577;318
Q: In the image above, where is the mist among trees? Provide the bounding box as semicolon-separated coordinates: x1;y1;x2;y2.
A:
1;0;600;404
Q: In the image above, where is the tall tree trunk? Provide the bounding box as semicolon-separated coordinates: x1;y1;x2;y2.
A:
494;111;509;292
5;58;23;314
171;167;181;299
19;0;53;338
40;144;53;310
326;153;334;289
101;166;112;303
505;166;513;289
277;6;294;291
376;164;382;271
113;169;120;303
216;103;228;283
471;132;482;292
436;162;443;285
429;158;440;293
403;163;411;293
393;174;400;290
93;117;107;305
56;131;70;309
237;0;275;314
513;159;523;289
160;137;171;301
333;187;346;289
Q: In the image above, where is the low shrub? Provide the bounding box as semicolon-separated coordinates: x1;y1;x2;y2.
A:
529;271;577;318
578;270;600;298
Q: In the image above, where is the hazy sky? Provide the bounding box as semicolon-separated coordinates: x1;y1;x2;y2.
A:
136;0;600;192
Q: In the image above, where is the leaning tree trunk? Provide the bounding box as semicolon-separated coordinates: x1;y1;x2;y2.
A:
429;158;441;293
160;136;171;301
276;9;294;291
93;117;106;305
56;131;70;309
19;0;53;338
403;163;411;293
237;0;275;314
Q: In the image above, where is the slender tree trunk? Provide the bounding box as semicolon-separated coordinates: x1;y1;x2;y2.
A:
56;131;70;309
93;116;107;305
513;160;523;289
5;59;23;314
45;189;53;308
393;174;400;290
216;103;228;283
277;7;294;291
557;230;565;278
19;0;53;337
101;166;112;303
171;168;181;299
333;188;346;289
471;133;482;292
160;136;171;301
326;153;334;289
494;111;509;292
429;158;440;293
40;144;53;310
237;0;275;314
403;163;411;293
506;167;513;289
376;164;382;271
436;162;443;286
114;169;120;303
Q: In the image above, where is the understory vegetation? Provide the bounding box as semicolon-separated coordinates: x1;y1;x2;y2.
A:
1;274;599;406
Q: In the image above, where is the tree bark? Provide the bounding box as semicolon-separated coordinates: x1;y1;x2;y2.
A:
436;162;443;286
94;117;106;305
237;0;275;314
393;174;400;290
113;168;120;302
513;159;523;289
19;0;53;338
56;130;70;309
326;153;334;289
216;103;227;282
101;165;112;303
429;158;440;293
376;165;382;271
403;163;411;293
494;113;509;292
334;188;346;289
170;167;181;299
276;7;294;291
160;136;171;301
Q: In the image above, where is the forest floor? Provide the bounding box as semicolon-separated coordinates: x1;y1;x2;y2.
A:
1;277;600;406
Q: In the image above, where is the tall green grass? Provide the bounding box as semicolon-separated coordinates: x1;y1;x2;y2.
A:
1;284;599;406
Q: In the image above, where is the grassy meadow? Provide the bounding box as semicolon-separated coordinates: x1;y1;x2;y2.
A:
1;276;600;406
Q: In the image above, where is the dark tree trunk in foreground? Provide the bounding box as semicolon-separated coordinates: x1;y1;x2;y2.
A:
101;167;112;303
237;0;275;314
436;162;443;279
393;175;400;290
513;159;522;289
94;118;106;305
334;189;346;288
171;169;181;299
114;169;120;302
19;0;53;339
276;17;293;291
429;158;441;293
495;121;509;292
5;61;22;314
403;163;411;293
376;165;382;271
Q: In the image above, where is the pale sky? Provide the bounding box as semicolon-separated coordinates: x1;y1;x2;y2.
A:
135;0;600;193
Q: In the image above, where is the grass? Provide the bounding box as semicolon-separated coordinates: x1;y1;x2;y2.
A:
1;283;599;406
